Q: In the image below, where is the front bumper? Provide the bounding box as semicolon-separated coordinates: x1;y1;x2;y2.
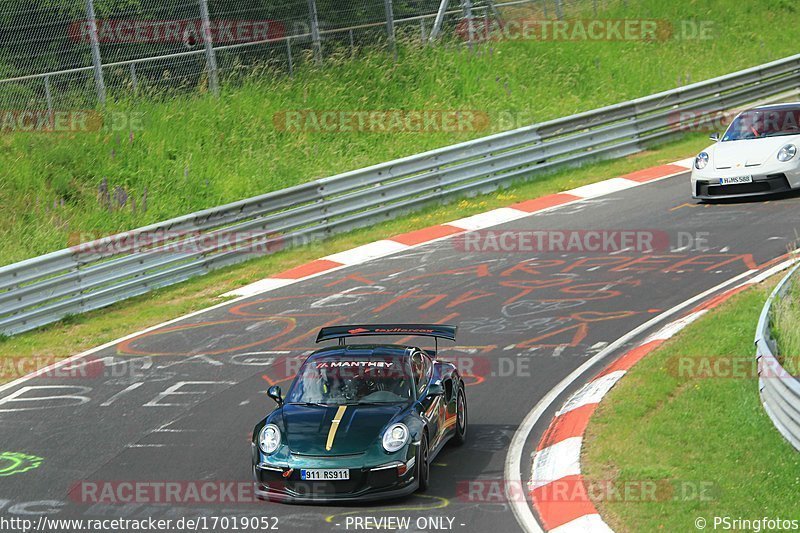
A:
252;456;418;503
692;173;793;199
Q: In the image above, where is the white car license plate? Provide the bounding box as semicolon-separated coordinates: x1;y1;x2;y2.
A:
719;175;753;185
300;468;349;481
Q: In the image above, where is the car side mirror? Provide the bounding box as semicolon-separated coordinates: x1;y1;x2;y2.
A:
709;132;720;141
268;385;283;406
427;382;444;397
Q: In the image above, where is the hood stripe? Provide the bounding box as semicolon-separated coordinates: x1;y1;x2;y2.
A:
325;405;347;451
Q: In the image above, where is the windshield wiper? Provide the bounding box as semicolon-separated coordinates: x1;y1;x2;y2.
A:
287;401;329;407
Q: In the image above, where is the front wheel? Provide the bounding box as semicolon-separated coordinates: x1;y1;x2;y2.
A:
417;433;430;492
452;387;467;446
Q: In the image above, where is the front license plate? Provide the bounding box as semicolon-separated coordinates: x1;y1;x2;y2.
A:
300;468;350;481
719;175;753;185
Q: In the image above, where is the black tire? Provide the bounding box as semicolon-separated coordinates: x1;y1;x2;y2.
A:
417;433;430;492
452;387;467;446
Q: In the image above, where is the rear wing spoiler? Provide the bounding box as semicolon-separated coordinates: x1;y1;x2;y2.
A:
315;324;457;345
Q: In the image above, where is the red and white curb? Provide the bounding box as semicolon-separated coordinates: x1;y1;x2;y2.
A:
223;162;692;298
529;255;798;532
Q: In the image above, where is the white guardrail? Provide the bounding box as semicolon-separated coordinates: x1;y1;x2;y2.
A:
1;53;800;335
755;263;800;452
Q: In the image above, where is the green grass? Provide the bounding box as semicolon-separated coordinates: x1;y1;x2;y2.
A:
583;278;800;533
1;0;799;265
772;274;800;363
0;134;706;367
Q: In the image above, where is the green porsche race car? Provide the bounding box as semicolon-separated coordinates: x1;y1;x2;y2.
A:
251;324;467;503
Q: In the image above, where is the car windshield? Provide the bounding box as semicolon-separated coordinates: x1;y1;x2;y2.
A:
722;108;800;141
285;354;414;405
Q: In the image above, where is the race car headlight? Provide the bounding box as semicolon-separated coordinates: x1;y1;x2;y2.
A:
694;152;709;169
382;423;409;453
777;144;797;162
258;424;281;454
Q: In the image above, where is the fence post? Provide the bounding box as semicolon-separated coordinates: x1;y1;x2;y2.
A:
286;37;294;78
349;29;355;57
384;0;397;61
486;0;503;25
429;0;450;42
43;76;54;116
85;0;106;105
554;0;564;19
130;63;138;92
198;0;219;96
307;0;323;65
462;0;475;48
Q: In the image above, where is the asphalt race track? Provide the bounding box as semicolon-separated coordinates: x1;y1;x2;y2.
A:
2;171;800;533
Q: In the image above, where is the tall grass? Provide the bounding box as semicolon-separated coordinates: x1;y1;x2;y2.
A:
772;276;800;362
0;0;798;265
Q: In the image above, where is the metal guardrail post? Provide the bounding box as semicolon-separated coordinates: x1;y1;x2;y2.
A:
384;0;397;61
198;0;220;96
307;0;323;65
85;0;106;105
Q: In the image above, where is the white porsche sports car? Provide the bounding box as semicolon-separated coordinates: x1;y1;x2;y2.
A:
691;103;800;199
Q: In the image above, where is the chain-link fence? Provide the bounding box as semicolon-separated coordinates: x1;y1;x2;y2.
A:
0;0;593;109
